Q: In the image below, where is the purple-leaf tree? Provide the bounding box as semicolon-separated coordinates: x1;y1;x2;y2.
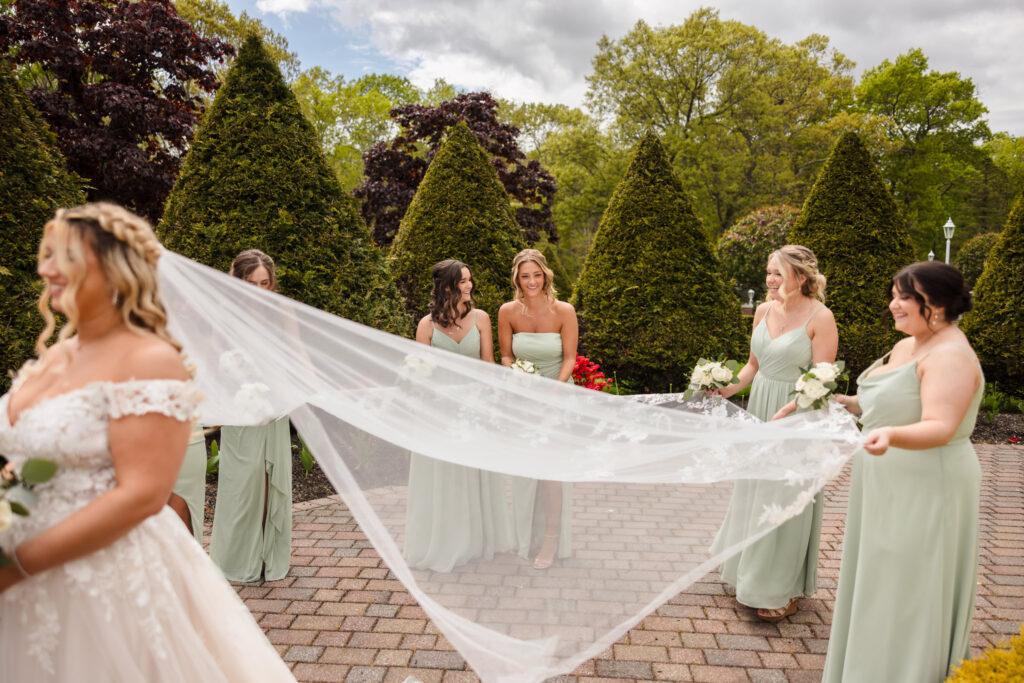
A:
354;91;558;246
0;0;233;219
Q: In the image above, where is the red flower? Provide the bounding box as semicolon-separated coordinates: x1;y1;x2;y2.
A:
573;355;613;392
1010;436;1020;444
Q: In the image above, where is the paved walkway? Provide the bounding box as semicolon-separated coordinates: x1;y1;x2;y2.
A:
225;444;1023;682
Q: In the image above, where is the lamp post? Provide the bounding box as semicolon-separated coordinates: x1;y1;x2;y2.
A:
943;217;955;264
927;248;935;261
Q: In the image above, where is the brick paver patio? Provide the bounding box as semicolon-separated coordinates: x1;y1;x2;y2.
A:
224;444;1023;682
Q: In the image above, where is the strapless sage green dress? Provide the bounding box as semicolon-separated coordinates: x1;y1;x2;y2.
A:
712;305;826;609
823;344;983;682
508;332;573;560
403;323;515;571
209;417;292;582
172;426;207;544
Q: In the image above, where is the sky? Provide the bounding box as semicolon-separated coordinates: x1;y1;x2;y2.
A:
223;0;1024;135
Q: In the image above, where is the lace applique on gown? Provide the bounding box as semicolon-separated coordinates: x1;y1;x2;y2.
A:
0;380;295;682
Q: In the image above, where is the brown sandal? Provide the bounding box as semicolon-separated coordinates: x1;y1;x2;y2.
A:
756;597;799;623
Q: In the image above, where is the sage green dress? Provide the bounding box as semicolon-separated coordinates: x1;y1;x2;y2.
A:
172;426;207;544
823;345;983;682
209;417;292;582
712;305;826;609
509;332;572;561
404;322;515;571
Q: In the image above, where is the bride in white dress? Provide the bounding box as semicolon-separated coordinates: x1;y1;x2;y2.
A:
0;203;294;682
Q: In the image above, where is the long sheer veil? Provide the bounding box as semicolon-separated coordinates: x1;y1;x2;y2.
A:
157;250;859;682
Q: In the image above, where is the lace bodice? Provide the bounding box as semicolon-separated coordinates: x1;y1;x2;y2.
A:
0;380;198;546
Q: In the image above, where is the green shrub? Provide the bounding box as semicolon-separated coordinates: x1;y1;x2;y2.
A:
946;626;1024;682
571;132;746;392
788;132;914;384
717;205;799;302
955;232;999;290
0;62;84;387
963;187;1024;394
387;122;525;321
158;36;409;335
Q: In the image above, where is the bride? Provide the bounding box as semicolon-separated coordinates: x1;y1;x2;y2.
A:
0;203;294;681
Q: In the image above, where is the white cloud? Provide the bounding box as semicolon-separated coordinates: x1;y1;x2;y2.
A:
255;0;1024;133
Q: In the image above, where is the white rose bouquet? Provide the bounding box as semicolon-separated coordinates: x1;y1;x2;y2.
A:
683;358;741;399
510;359;539;374
791;361;847;410
401;353;437;379
0;457;57;569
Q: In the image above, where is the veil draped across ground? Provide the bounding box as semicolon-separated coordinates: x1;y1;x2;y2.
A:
157;250;860;682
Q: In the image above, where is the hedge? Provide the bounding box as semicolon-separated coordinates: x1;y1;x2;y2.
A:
0;62;85;387
954;232;999;291
788;132;914;383
387;121;525;322
571;131;746;392
158;36;409;335
962;186;1024;394
717;205;799;302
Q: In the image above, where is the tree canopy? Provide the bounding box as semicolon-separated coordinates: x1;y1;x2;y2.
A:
0;0;233;219
355;91;557;247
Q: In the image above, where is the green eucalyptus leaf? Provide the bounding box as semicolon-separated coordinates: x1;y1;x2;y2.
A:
20;458;57;484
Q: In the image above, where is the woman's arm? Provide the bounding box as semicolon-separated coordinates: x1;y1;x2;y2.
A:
862;346;980;455
476;310;495;363
497;304;515;367
1;344;190;592
556;302;579;383
415;315;433;346
719;304;766;399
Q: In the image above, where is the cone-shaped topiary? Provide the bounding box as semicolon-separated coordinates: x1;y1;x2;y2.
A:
388;122;525;320
955;232;999;291
789;132;914;382
962;187;1024;394
158;36;409;334
0;62;84;386
571;132;746;392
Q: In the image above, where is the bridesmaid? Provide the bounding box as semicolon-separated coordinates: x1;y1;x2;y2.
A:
823;262;982;682
712;245;838;621
168;426;206;543
209;249;292;582
403;260;514;571
497;249;577;569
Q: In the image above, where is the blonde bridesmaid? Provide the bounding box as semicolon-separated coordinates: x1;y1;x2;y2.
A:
497;249;577;569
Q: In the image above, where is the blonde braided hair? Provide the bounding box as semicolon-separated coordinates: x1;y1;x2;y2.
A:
34;202;180;359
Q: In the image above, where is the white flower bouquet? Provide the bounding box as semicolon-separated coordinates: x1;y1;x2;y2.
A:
683;358;740;399
791;361;847;409
401;353;437;379
510;359;539;374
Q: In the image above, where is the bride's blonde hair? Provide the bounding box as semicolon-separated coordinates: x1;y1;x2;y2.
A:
511;248;558;310
34;203;180;359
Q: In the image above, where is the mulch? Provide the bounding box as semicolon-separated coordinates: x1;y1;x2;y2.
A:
201;413;1024;524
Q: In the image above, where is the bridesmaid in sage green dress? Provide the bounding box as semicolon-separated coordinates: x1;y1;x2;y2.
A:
823;262;982;682
209;249;292;582
169;425;207;544
498;249;577;569
713;245;838;621
404;260;514;571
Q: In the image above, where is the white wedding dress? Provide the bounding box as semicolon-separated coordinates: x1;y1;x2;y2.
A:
0;379;295;682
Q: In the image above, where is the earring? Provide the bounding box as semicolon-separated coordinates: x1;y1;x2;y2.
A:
111;290;120;306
